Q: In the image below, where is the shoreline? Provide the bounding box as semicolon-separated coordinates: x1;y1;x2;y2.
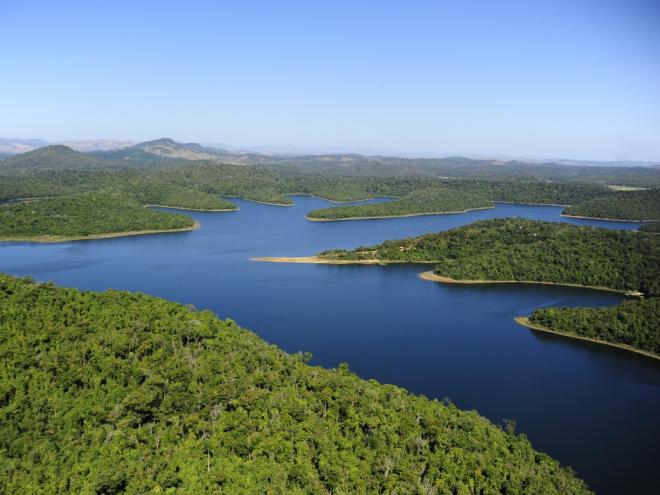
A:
514;317;659;361
226;196;293;207
560;213;652;223
494;201;571;207
251;256;436;265
417;271;643;296
285;193;389;204
0;220;201;244
306;205;495;222
146;204;238;212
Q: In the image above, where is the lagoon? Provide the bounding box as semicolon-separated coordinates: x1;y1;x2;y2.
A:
1;196;657;494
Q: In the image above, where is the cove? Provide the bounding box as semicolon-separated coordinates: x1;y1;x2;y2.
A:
0;196;657;494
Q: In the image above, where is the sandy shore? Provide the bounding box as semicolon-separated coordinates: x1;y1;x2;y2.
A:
418;271;643;296
306;205;495;222
0;221;201;243
514;317;659;360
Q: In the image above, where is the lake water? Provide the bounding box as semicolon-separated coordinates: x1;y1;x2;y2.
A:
1;196;658;494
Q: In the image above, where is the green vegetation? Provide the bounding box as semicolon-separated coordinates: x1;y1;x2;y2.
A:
116;180;236;210
307;187;492;219
528;298;659;356
0;146;617;218
319;219;660;296
0;145;114;171
259;153;660;187
0;193;195;240
305;181;615;220
0;273;590;494
2;143;657;230
640;222;660;233
563;188;660;221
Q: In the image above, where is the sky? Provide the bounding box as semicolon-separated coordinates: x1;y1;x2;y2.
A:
1;0;659;161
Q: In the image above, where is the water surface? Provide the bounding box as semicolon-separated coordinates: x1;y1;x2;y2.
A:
1;197;657;494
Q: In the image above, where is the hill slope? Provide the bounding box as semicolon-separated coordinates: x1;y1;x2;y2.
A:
563;188;660;221
0;145;108;171
0;274;590;494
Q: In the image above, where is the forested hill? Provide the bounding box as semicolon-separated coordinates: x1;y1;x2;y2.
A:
0;274;590;494
4;140;660;187
2;142;657;225
563;188;660;221
0;145;115;171
318;219;660;296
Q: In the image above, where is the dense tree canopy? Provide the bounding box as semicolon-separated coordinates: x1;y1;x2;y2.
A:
307;187;493;219
563;188;660;221
529;298;659;356
640;221;660;233
319;219;660;296
0;274;590;494
0;192;195;240
0;145;622;229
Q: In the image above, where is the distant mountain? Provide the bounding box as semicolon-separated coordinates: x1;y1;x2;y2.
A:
0;138;133;154
60;139;136;152
92;137;254;165
0;145;110;171
2;138;660;186
0;138;49;154
127;138;228;161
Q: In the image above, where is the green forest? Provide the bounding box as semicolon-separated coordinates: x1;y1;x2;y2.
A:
0;193;195;240
562;188;660;221
640;221;660;233
0;274;590;494
0;145;634;237
319;218;660;296
307;187;492;219
528;298;659;356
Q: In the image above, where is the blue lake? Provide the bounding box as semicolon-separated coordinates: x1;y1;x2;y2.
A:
1;196;657;494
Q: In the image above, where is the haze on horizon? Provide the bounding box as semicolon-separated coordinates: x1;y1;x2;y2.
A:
1;0;659;162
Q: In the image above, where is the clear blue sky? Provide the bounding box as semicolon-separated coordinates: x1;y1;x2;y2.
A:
1;0;659;160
